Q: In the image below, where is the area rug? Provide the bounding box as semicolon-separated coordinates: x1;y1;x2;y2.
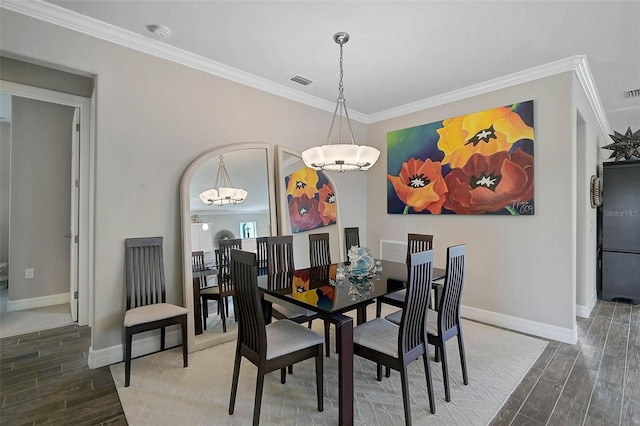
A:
111;312;546;426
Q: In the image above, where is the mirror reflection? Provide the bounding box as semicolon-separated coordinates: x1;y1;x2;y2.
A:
276;146;342;269
183;144;275;352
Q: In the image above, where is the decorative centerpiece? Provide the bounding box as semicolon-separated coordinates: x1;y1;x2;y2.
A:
347;246;375;278
348;279;374;301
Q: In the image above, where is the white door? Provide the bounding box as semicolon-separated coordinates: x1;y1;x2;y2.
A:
69;108;80;321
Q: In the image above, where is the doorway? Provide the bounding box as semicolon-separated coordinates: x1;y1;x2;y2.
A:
0;81;93;336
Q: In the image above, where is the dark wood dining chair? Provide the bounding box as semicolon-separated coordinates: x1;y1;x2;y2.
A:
308;233;334;357
376;233;434;317
123;237;188;387
266;236;316;324
309;232;331;267
344;226;360;257
228;249;323;426
353;250;436;424
201;239;241;332
426;244;468;402
256;236;268;276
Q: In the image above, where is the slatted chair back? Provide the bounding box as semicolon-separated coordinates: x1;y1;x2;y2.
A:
256;236;268;275
266;235;294;274
215;249;235;297
344;227;360;254
309;233;331;267
192;251;205;271
437;245;466;334
398;250;434;355
407;233;434;255
230;249;266;359
125;237;167;310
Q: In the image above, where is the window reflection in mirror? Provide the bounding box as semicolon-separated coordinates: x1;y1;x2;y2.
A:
181;143;276;353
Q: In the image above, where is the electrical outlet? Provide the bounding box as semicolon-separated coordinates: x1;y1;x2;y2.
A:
25;268;34;279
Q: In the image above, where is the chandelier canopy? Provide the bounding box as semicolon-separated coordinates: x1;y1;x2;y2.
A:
199;155;248;206
301;32;380;172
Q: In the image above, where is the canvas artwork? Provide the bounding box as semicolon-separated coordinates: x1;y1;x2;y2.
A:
387;100;535;215
285;167;337;232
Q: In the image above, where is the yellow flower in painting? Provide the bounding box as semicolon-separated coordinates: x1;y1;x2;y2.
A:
437;106;534;168
286;167;319;199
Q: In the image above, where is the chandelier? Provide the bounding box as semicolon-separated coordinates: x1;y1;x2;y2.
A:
301;32;380;172
199;155;248;206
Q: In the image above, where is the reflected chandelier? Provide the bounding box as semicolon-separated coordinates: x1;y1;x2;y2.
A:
199;155;248;205
302;32;380;172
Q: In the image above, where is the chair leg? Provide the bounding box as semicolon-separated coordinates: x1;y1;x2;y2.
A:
385;365;391;378
422;350;436;414
229;348;242;415
281;368;286;384
400;366;412;426
253;367;266;426
376;363;383;381
160;326;166;351
376;299;382;318
440;341;451;402
315;346;324;412
221;297;227;333
125;327;133;387
457;330;469;385
181;315;188;368
324;321;331;357
202;298;209;331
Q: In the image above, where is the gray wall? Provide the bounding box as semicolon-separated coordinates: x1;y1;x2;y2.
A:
366;72;599;340
0;121;10;263
8;96;74;300
0;9;368;355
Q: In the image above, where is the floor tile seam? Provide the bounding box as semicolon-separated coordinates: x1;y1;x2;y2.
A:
581;301;616;426
619;304;632;426
505;396;528;426
510;343;560;426
545;335;587;425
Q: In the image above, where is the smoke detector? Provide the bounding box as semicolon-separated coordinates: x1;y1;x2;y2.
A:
147;24;172;39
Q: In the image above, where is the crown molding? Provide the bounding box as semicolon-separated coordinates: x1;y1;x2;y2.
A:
370;56;611;137
0;0;369;123
3;1;610;134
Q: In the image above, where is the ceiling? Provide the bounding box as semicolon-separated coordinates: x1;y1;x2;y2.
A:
27;0;639;127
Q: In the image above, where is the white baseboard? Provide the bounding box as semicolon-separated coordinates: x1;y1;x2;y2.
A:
88;328;183;369
7;292;70;312
576;291;597;318
462;304;577;344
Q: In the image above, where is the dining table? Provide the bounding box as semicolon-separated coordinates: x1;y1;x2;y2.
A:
257;259;445;426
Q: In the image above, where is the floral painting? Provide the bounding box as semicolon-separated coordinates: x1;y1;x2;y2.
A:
285;167;337;232
387;100;534;215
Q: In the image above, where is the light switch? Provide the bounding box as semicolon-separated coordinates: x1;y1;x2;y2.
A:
25;268;34;279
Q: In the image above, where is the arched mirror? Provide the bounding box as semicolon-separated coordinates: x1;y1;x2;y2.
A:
275;146;343;268
181;143;276;352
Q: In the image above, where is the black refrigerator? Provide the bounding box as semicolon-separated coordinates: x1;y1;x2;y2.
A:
600;160;640;304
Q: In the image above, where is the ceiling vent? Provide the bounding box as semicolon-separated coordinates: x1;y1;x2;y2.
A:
624;89;640;99
289;75;313;86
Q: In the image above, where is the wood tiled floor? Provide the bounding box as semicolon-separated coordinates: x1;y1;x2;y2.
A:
0;325;126;425
491;299;640;426
1;299;637;425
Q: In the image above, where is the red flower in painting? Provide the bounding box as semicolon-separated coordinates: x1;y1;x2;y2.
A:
387;157;448;214
289;194;323;231
317;184;337;225
444;148;534;214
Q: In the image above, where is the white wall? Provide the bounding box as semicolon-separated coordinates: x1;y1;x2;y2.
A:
0;10;367;356
367;73;581;342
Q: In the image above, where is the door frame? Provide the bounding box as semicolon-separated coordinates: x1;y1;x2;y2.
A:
0;80;94;326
